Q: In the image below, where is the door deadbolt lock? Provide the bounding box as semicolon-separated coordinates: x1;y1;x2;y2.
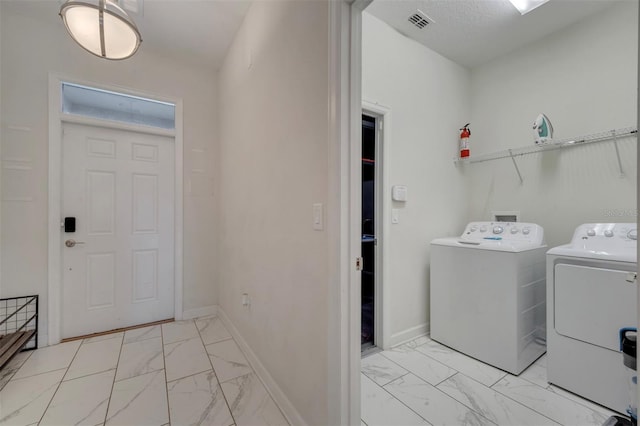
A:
65;239;85;248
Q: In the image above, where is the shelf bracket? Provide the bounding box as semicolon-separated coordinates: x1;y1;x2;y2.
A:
611;130;625;177
508;149;524;184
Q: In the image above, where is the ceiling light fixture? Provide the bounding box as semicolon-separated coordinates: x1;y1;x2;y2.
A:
60;0;142;60
508;0;550;15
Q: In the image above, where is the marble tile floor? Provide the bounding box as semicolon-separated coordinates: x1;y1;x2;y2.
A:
0;316;289;426
361;336;620;426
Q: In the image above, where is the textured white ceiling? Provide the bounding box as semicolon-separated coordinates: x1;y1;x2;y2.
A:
135;0;252;69
365;0;619;68
4;0;620;70
2;0;252;70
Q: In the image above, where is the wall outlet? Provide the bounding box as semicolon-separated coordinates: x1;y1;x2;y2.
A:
242;293;250;307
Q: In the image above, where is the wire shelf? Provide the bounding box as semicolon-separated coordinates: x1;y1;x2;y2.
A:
453;127;637;183
454;127;637;164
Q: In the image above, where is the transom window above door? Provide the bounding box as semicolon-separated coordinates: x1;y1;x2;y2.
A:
61;82;176;130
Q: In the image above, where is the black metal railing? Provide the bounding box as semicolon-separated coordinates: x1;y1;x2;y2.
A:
0;295;38;368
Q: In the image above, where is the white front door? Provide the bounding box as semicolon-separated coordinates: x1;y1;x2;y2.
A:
61;122;175;339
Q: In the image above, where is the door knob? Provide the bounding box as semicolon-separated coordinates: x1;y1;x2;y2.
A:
65;239;85;248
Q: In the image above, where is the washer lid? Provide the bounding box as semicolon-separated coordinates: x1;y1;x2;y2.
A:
431;237;546;253
547;223;637;263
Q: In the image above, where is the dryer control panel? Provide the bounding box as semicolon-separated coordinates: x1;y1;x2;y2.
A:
570;223;637;251
461;222;544;245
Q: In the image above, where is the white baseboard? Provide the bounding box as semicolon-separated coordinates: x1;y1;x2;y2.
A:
217;308;307;426
182;305;218;320
388;322;429;348
39;333;49;348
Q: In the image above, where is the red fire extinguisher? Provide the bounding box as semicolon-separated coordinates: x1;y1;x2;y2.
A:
459;123;470;158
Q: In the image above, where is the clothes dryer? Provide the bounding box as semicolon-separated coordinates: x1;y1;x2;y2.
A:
547;223;637;414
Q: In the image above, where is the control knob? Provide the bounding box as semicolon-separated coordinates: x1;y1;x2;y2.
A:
628;229;637;240
510;227;519;234
493;226;504;234
480;226;487;233
470;226;478;232
587;229;596;237
522;228;530;235
604;229;614;238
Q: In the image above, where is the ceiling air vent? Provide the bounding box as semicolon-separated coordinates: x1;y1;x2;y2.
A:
408;10;433;29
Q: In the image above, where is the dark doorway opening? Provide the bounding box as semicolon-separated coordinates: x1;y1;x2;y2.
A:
361;114;376;351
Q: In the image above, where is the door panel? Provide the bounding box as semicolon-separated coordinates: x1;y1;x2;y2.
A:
62;122;175;339
132;174;158;233
86;252;116;309
87;171;115;234
133;249;158;302
554;263;636;351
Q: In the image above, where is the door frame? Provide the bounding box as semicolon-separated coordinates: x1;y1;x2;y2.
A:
330;3;640;424
341;4;640;423
327;0;371;424
362;102;390;350
47;73;184;345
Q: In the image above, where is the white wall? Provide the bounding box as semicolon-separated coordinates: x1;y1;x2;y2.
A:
362;12;471;346
217;1;330;424
468;1;638;248
0;2;218;341
0;1;3;298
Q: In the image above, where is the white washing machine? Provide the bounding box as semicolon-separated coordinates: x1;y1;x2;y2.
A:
547;223;637;414
430;222;547;375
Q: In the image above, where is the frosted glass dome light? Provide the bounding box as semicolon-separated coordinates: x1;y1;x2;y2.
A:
60;0;142;60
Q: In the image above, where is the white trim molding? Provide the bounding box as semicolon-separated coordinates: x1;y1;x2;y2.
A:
47;73;184;344
217;308;307;426
47;74;63;346
388;323;429;348
173;99;184;321
327;1;372;424
59;113;176;138
328;1;362;424
636;2;640;413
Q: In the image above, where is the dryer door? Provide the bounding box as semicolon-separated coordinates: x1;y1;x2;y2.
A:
554;264;636;351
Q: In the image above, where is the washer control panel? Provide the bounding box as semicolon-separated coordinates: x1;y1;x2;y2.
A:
571;223;637;248
462;222;544;245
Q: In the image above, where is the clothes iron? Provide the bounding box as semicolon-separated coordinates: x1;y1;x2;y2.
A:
533;113;554;144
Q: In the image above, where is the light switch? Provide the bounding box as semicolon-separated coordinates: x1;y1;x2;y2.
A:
391;209;399;224
313;203;323;230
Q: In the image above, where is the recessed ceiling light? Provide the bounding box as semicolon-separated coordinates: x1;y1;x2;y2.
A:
508;0;550;15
